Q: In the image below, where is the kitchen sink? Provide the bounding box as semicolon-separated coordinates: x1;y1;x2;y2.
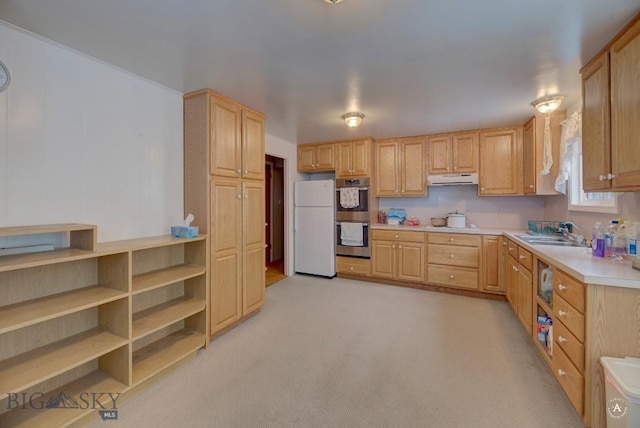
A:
515;234;584;247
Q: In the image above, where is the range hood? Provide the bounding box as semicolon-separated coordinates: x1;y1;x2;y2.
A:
427;173;478;186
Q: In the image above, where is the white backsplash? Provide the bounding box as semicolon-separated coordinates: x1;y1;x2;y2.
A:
378;186;545;229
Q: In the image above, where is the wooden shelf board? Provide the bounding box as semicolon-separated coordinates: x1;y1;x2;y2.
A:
132;297;205;341
0;223;96;238
0;369;127;428
132;329;206;385
0;285;128;335
0;248;96;273
132;264;206;295
97;235;206;255
535;295;553;316
0;329;128;400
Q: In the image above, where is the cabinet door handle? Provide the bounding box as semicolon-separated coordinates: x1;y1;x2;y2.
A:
558;336;567;343
503;241;507;246
558;284;567;291
449;238;454;242
395;235;398;239
237;194;242;199
450;275;454;279
599;175;605;181
244;169;248;174
398;245;402;249
558;310;566;317
528;184;534;188
350;267;354;271
450;254;455;258
519;254;526;259
237;169;241;174
557;369;566;377
244;194;248;199
607;173;616;180
392;244;396;249
514;267;519;272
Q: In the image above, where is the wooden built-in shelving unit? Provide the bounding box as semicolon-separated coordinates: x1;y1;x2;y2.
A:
0;224;208;427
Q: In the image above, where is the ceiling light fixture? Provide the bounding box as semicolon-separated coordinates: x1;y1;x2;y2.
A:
323;0;344;4
342;112;364;128
531;95;564;114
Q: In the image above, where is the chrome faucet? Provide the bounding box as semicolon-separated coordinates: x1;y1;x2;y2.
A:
559;221;587;246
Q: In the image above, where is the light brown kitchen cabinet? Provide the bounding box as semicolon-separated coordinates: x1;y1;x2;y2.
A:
581;16;640;191
336;256;371;277
481;235;505;293
202;92;264;180
427;233;480;290
374;137;426;197
522;111;566;195
336;139;372;178
505;239;532;334
209;179;265;334
479;127;523;195
428;132;478;175
371;230;425;283
297;143;335;172
184;89;266;338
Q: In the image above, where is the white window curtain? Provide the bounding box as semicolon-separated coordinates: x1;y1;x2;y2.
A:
555;111;582;193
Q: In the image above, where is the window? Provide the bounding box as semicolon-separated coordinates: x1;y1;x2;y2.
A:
568;153;619;214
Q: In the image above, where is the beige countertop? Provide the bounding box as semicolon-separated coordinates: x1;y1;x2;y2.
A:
369;223;640;288
504;231;640;289
370;223;510;235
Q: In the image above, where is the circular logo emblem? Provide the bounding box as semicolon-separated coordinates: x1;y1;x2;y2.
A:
607;398;627;419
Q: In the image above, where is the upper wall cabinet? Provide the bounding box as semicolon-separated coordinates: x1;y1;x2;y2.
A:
522;111;566;195
428;132;478;175
336;139;372;178
375;137;427;197
478;127;523;196
185;90;265;181
582;15;640;192
297;143;335;172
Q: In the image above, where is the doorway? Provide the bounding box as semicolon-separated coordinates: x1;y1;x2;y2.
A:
265;154;286;287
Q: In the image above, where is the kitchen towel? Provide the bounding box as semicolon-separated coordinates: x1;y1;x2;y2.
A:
340;222;364;246
339;187;359;209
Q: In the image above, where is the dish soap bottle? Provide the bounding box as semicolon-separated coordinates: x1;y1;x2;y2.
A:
592;222;606;258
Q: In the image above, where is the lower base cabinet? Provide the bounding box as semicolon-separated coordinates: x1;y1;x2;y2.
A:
336;256;371;276
371;230;425;283
427;233;480;290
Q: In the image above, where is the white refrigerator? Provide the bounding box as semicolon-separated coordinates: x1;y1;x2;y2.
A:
294;180;336;277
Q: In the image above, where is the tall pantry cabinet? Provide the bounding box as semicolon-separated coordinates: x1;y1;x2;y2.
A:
184;90;266;337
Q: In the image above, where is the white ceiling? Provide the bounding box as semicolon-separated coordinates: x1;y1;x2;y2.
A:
1;0;639;144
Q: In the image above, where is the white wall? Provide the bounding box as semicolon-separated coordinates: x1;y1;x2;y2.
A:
265;133;303;276
0;23;183;243
379;186;545;229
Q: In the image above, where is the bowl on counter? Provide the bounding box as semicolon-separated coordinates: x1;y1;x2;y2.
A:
430;217;447;227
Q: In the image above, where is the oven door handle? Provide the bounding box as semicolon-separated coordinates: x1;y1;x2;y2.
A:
337;222;368;226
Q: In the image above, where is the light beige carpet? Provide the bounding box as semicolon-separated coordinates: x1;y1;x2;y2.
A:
93;275;585;428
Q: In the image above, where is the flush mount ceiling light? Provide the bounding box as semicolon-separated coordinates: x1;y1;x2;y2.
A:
342;112;364;128
531;95;564;114
323;0;344;4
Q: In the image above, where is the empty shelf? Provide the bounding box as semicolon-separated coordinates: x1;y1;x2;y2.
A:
132;297;205;341
132;263;206;295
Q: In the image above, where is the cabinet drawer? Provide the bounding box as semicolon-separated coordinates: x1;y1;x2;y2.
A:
507;239;518;259
553;345;584;416
553;270;585;313
554;294;585;342
428;265;478;290
336;256;370;276
428;245;479;268
428;233;480;247
372;229;425;243
516;247;533;271
554;318;585;372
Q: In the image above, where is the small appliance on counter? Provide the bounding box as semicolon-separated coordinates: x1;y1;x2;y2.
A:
446;211;467;228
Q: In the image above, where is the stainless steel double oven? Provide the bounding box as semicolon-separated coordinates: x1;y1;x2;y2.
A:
335;177;370;258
